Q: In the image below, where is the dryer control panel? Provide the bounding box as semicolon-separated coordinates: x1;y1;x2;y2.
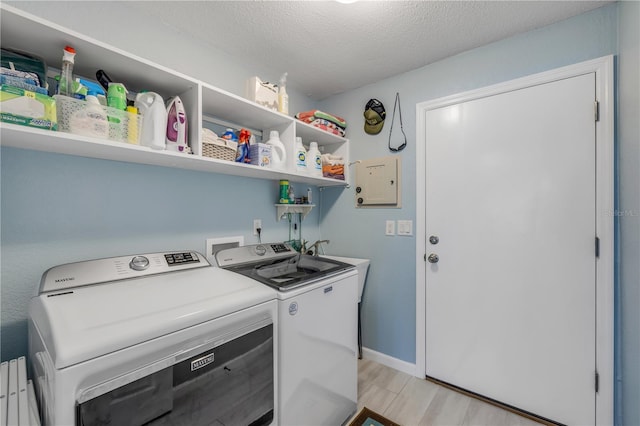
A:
39;251;209;294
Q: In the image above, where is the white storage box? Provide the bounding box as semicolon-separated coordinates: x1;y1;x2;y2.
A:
245;76;278;111
249;143;272;168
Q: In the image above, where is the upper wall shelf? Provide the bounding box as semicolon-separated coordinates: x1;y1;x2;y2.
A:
0;5;349;188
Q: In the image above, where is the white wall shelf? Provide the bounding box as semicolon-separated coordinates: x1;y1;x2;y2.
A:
275;204;315;221
0;5;349;188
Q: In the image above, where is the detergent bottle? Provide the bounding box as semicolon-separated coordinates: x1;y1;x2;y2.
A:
135;91;166;150
237;128;252;164
307;141;322;177
294;137;307;173
266;130;286;170
165;96;188;152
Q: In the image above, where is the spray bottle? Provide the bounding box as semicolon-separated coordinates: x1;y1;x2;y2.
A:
57;45;76;97
278;72;289;115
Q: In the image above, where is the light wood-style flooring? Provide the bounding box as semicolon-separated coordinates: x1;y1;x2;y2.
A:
356;358;546;426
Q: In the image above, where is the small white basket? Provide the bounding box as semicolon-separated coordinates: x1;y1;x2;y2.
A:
54;95;142;144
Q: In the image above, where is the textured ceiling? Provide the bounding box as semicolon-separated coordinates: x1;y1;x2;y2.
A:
124;1;613;100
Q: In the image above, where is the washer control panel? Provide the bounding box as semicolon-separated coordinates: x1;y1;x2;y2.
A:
216;242;295;267
39;251;209;294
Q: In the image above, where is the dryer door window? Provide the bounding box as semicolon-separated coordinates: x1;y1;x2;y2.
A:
76;324;273;426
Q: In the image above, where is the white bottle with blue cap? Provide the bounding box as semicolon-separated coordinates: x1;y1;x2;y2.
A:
294;137;307;173
307;141;322;177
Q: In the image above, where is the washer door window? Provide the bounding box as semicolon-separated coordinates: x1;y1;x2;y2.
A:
76;325;273;426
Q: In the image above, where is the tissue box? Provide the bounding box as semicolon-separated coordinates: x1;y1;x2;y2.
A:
245;76;278;111
0;84;57;130
249;143;272;167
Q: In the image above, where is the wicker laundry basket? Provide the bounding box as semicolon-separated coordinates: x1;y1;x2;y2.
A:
202;128;237;161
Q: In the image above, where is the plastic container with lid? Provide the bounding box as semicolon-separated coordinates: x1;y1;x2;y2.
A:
135;91;166;150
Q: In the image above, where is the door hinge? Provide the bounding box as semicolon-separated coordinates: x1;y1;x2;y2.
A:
424;253;427;262
595;371;600;393
595;236;600;258
595;101;600;122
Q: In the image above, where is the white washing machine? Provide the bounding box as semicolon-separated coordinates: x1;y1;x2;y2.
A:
216;243;359;426
28;251;278;426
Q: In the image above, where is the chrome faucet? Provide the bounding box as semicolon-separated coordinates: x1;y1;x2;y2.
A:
307;239;330;256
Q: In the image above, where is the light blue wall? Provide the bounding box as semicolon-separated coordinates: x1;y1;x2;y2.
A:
2;2;638;425
617;2;640;425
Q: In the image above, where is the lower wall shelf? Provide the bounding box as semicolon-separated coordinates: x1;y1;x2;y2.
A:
275;204;315;221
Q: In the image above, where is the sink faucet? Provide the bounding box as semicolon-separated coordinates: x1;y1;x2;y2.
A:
307;239;330;256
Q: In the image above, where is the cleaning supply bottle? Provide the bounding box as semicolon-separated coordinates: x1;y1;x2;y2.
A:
107;83;127;111
126;106;139;144
294;137;307;173
266;130;287;170
236;128;251;163
278;72;289;115
57;45;76;97
165;96;188;152
307;141;322;177
135;91;166;150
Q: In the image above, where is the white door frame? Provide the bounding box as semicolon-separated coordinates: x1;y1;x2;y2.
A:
415;55;614;424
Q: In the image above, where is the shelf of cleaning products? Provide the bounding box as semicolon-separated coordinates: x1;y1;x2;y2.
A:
0;5;349;187
275;204;315;221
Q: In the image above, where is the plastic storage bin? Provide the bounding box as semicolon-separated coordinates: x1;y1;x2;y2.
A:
54;95;142;143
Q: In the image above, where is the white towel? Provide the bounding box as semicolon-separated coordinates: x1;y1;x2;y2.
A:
321;154;344;165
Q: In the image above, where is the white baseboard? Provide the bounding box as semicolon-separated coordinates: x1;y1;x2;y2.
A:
361;347;418;377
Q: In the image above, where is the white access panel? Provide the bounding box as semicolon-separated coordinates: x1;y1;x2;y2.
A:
355;157;401;207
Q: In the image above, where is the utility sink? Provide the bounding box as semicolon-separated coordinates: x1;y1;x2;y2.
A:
321;255;370;303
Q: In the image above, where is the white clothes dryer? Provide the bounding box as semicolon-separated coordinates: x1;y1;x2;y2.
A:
28;251;278;426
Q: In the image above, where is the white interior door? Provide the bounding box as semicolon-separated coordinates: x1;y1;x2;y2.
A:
424;73;596;425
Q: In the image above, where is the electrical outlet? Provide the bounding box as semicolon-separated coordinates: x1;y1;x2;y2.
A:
253;219;262;236
385;220;395;236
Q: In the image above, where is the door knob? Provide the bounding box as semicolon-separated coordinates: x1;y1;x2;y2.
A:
427;253;439;263
429;235;439;244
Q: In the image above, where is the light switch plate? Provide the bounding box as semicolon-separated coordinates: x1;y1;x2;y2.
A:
385;220;396;235
397;220;413;236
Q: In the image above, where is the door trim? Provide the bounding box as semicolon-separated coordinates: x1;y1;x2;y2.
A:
415;55;614;424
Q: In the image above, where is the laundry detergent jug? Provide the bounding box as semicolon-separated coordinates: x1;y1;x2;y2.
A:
135;91;166;150
265;130;286;170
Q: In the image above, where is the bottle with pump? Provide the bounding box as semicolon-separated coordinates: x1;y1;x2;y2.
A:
278;72;289;115
307;141;322;177
57;45;76;97
294;137;307;173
